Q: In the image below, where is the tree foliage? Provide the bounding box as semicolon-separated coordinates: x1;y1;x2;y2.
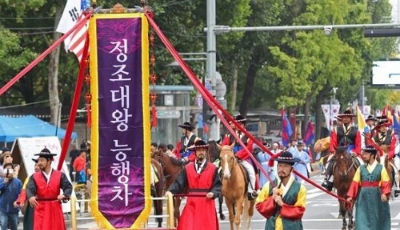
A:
0;0;397;130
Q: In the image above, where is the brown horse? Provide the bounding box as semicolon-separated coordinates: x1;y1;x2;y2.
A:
333;147;356;230
378;145;396;196
208;140;226;220
220;144;255;230
151;158;165;228
152;150;183;226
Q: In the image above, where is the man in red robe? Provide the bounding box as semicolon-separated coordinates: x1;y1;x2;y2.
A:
26;148;72;230
167;140;222;230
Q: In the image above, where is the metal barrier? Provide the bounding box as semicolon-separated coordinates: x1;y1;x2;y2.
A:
70;186;175;229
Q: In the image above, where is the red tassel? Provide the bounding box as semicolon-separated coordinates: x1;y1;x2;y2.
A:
268;151;285;167
152;105;157;127
268;158;275;167
86;105;91;127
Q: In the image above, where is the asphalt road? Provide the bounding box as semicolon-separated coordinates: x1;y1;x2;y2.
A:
48;166;400;229
216;174;400;230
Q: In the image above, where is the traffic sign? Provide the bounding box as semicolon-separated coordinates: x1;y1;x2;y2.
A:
156;111;180;119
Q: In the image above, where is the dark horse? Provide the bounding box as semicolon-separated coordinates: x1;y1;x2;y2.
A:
151;158;165;228
152;150;183;226
333;147;357;230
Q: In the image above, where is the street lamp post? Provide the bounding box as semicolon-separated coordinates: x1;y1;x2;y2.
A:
330;87;338;130
206;0;219;141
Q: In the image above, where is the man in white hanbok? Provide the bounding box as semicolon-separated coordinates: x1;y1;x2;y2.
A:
291;140;310;184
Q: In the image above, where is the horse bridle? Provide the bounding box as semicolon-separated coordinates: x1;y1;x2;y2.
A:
221;151;236;176
337;154;355;175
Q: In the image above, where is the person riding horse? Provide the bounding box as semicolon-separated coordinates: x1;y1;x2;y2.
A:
222;114;258;200
370;115;395;159
364;115;376;142
178;122;200;162
322;108;361;191
370;115;399;194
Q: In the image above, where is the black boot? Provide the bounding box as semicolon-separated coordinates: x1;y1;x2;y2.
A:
247;191;258;200
321;179;334;191
321;160;334;191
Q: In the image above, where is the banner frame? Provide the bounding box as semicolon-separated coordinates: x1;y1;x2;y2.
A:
89;13;151;229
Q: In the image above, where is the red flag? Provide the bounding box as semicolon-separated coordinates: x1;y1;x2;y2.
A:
281;109;293;147
303;121;315;145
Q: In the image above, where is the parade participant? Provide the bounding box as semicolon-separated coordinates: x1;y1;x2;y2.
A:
0;163;22;230
372;116;399;194
221;118;236;145
167;140;221;230
178;122;199;159
364;115;375;134
288;140;297;153
372;116;395;159
26;147;73;230
226;114;258;199
256;151;306;230
322;109;361;191
255;142;273;187
15;158;41;230
347;145;391;230
292;140;310;184
268;142;282;181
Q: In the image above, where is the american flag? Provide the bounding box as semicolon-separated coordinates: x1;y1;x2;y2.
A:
56;0;90;61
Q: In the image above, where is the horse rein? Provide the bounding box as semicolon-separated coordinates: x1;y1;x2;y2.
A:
338;154;356;175
220;150;236;175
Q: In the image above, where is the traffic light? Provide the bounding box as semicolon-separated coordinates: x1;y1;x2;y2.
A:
364;28;400;38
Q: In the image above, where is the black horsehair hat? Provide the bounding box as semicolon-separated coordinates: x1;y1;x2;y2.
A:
178;122;195;131
373;115;390;130
362;145;377;155
337;108;356;118
274;151;300;165
296;139;305;146
32;157;39;163
188;140;209;150
234;114;247;123
365;115;375;122
34;147;57;159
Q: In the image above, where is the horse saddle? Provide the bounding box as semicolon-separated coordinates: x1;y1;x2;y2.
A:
238;163;250;194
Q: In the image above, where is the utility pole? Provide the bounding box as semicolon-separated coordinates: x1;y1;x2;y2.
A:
206;0;218;141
